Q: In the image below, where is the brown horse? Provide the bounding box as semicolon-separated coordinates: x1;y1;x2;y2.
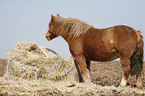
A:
45;14;144;88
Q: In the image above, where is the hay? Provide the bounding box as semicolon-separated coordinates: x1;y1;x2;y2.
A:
0;41;145;96
6;41;74;80
0;76;145;96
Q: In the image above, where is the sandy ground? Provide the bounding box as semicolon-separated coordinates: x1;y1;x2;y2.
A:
0;59;145;95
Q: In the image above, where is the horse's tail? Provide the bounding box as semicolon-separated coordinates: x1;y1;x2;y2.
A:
130;30;144;76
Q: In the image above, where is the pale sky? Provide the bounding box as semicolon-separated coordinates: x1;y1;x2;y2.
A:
0;0;145;60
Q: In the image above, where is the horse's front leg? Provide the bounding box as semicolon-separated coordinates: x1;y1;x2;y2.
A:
73;54;91;82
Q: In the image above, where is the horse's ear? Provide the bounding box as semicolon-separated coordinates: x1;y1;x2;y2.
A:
57;13;60;17
51;14;55;20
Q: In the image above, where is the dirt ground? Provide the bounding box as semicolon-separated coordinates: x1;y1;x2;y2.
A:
90;61;145;88
0;59;145;95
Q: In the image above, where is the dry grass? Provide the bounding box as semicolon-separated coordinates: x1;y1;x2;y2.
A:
0;76;145;96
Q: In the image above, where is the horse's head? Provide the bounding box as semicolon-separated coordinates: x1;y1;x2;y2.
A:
45;14;60;41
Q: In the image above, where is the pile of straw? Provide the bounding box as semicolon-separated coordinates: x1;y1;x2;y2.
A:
6;41;74;80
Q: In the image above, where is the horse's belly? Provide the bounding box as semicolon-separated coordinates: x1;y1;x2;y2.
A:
85;48;118;61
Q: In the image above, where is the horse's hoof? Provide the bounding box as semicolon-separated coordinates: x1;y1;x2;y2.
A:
119;84;128;88
136;82;143;89
136;85;143;89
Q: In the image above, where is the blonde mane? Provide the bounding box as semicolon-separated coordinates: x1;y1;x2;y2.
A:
53;16;92;38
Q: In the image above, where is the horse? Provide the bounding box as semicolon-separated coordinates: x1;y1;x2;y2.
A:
45;14;144;88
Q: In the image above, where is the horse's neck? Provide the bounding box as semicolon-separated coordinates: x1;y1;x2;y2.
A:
61;27;102;41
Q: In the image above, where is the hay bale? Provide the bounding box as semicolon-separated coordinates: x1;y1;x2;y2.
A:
6;41;74;80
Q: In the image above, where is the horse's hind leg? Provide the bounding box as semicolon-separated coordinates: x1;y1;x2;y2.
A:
136;74;143;88
120;57;131;87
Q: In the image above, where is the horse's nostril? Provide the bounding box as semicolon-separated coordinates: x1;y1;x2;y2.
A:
46;36;51;41
46;36;49;39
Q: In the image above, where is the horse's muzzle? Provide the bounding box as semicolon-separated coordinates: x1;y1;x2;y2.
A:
46;36;51;41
